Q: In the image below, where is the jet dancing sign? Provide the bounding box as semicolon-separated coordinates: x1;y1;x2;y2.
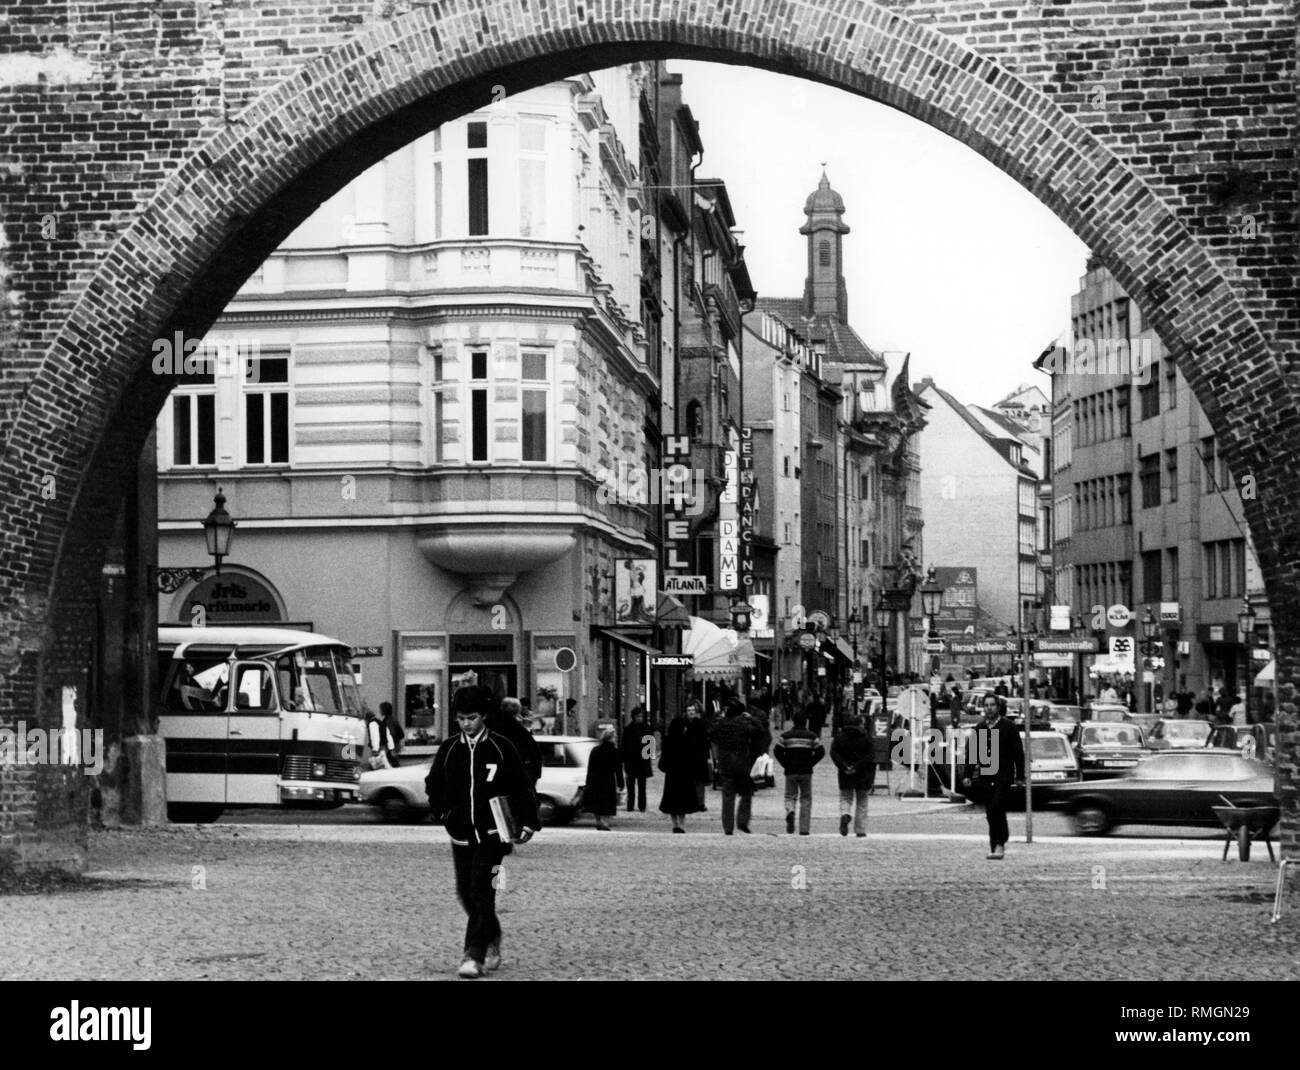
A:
720;427;740;590
738;426;756;591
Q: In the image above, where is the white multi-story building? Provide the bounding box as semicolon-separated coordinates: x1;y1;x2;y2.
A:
916;378;1040;635
155;68;664;744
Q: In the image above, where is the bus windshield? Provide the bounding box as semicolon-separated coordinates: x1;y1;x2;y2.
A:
276;646;362;716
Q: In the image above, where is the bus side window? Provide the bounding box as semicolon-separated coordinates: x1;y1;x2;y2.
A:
234;664;276;712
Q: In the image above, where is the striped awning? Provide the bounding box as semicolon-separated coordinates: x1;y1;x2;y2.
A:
683;616;756;680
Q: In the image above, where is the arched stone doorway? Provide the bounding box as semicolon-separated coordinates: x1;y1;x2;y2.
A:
1;0;1295;869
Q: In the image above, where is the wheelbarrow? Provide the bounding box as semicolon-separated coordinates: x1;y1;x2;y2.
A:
1212;804;1279;862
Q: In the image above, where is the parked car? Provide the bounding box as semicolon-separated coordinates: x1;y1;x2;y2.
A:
1069;721;1147;779
1146;718;1213;751
1043;704;1084;735
360;750;438;823
359;735;596;825
1042;749;1277;835
1128;713;1160;735
1207;722;1276;763
1004;698;1052;732
1084;702;1133;722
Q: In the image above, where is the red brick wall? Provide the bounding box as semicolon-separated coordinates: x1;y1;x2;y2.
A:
0;0;1295;866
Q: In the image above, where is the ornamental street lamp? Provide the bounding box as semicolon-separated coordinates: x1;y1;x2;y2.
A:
1238;599;1256;723
874;599;890;695
203;487;237;576
1140;607;1159;714
154;486;238;592
920;568;944;682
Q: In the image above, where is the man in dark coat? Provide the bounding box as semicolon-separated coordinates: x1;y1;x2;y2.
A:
425;691;538;979
492;697;541;787
774;711;824;835
804;692;827;738
706;699;771;835
830;714;876;836
966;693;1025;860
620;706;655;813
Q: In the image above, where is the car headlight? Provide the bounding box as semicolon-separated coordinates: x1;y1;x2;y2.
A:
312;761;327;778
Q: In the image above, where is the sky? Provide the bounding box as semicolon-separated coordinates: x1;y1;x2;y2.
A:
666;60;1090;408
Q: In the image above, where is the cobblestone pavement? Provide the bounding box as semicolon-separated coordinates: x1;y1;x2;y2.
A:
2;775;1297;981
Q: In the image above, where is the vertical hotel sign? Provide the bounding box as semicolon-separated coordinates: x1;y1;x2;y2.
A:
719;427;740;590
663;434;696;584
739;426;755;590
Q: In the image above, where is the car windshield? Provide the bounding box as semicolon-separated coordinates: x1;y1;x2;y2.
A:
1031;735;1071;759
1164;721;1210;741
1133;752;1259;781
1080;724;1144;746
1049;706;1082;721
539;740;596;768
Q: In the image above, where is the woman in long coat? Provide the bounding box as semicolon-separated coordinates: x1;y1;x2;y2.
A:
659;703;706;832
583;727;624;830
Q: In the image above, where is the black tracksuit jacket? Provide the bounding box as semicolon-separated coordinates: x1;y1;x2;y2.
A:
425;729;540;846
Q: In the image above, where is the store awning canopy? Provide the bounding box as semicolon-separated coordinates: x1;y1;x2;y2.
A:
656;591;691;628
591;625;661;659
1254;659;1275;686
683;615;755;680
821;637;853;667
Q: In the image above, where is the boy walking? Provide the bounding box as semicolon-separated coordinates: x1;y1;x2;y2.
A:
425;693;538;978
774;712;825;835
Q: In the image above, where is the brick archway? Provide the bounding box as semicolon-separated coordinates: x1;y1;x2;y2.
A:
1;0;1296;867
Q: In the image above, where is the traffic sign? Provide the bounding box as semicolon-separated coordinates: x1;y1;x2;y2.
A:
798;632;817;650
948;638;1018;654
1033;636;1099;653
553;646;577;672
924;638;946;654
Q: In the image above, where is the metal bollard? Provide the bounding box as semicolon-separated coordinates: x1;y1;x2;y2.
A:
1271;858;1293;924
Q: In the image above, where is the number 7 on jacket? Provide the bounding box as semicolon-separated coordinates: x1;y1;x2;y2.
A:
486;763;498;781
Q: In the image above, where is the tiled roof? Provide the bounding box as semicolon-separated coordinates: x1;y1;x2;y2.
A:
753;298;886;370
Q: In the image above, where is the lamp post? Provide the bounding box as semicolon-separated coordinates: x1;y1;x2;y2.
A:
1140;607;1160;714
1238;599;1256;723
1019;616;1038;843
1072;613;1085;706
847;609;862;713
920;568;944;681
874;599;890;696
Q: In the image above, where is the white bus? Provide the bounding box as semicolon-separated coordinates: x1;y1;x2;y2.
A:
157;626;368;823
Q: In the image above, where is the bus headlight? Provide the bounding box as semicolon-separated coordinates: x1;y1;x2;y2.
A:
312;761;327;778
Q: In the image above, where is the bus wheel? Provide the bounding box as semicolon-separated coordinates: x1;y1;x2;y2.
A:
168;804;224;824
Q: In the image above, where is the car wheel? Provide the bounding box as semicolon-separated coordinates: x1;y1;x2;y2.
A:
167;803;224;824
1071;804;1111;836
376;791;414;823
536;796;559;826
